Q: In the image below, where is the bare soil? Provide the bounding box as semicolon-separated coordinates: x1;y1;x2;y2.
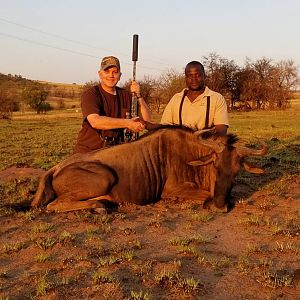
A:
0;168;300;300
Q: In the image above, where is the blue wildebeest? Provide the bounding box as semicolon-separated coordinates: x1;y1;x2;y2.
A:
32;126;267;213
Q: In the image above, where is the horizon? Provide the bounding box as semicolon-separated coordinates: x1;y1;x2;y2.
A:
1;0;300;85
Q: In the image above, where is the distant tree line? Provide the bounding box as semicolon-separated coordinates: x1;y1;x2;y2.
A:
203;53;299;110
121;54;299;113
1;54;299;118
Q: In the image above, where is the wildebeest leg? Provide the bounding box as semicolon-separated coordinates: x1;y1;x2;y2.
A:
163;183;211;204
204;197;228;213
46;194;113;212
47;161;117;213
209;187;233;213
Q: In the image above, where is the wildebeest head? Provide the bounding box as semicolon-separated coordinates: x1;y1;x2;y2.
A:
189;132;268;210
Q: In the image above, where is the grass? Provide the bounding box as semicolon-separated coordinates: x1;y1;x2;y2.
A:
0;178;38;207
60;276;75;285
169;235;212;246
58;230;75;244
130;290;151;300
31;223;54;234
34;237;56;250
273;241;299;253
237;256;252;273
239;211;300;238
131;260;154;280
229;109;300;141
35;253;50;263
22;210;39;221
35;272;51;296
155;269;202;293
208;256;231;272
260;174;299;196
239;213;264;226
1;242;24;255
0;116;81;170
0;103;299;298
257;269;294;288
191;212;215;222
98;249;134;266
92;270;117;284
130;239;143;250
0;103;299;172
85;227;101;240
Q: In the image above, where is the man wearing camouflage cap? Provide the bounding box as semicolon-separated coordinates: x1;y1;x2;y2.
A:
74;56;152;153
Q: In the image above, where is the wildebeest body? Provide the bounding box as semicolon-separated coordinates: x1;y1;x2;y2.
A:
32;126;266;212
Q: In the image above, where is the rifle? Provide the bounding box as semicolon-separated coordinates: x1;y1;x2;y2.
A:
131;34;139;140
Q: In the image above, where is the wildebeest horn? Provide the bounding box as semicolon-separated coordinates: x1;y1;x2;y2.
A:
242;161;264;174
194;127;216;137
198;139;225;154
193;127;224;153
236;140;268;157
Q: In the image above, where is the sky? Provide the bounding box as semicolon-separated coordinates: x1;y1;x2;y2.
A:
1;0;300;85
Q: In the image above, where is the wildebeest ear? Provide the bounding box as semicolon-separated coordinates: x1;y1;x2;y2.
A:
242;161;264;174
188;154;215;166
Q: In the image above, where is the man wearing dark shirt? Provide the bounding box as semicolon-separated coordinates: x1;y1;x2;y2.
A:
74;56;152;153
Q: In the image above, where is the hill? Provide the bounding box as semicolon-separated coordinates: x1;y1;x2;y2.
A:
38;80;83;109
0;73;83;111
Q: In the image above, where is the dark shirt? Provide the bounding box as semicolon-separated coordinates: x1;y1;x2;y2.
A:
74;85;131;153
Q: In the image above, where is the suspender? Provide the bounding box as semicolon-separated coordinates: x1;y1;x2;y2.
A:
179;89;188;127
179;90;211;129
205;96;210;129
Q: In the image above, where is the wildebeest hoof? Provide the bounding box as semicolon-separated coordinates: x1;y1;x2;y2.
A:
209;205;228;213
212;205;228;213
203;200;228;213
91;207;107;215
91;201;107;214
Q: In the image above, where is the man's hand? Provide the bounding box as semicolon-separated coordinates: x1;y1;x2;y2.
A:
144;121;163;131
130;81;141;96
127;117;145;132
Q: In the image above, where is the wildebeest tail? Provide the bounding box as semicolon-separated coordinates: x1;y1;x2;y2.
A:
31;168;56;207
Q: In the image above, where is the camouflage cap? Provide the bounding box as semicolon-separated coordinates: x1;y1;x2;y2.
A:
100;56;120;71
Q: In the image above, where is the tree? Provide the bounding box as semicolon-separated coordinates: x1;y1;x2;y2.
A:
22;83;50;113
273;60;299;108
0;86;13;119
83;80;98;92
202;53;240;108
0;81;20;119
238;58;298;109
157;69;185;104
122;76;157;106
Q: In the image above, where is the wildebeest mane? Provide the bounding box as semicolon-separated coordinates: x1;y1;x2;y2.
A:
140;124;194;139
201;131;239;146
141;125;239;147
227;134;239;146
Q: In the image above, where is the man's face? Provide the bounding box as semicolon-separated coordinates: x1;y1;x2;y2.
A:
98;66;121;88
185;65;205;91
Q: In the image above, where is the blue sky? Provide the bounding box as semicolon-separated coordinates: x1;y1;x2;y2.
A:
1;0;299;84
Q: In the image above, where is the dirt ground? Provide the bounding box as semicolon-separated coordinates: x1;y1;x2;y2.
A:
0;167;300;300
